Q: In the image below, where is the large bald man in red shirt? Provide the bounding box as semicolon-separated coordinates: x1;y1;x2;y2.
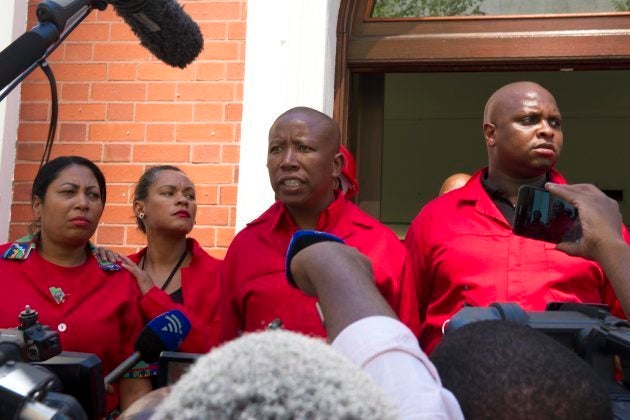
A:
404;81;629;354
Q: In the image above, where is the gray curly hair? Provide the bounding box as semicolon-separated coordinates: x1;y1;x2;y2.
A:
153;330;399;420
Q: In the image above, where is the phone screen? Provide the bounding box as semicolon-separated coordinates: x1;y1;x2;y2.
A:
513;185;582;243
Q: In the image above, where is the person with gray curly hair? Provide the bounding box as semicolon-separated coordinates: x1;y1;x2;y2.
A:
151;329;398;420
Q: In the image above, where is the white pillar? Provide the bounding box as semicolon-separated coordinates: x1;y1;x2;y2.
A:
0;0;28;241
236;0;341;230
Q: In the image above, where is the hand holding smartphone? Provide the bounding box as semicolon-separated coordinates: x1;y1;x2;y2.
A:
513;185;582;243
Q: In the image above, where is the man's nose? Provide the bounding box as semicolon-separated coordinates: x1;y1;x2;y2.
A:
280;147;298;168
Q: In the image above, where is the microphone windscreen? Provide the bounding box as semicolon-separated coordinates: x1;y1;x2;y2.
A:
137;309;191;362
152;330;398;420
109;0;204;68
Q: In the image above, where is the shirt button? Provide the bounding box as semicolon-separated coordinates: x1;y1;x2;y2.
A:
57;323;67;332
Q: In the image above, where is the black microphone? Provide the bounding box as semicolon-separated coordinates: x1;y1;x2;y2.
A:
104;309;191;385
108;0;204;68
0;22;59;93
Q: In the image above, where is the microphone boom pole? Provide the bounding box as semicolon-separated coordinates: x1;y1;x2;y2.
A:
0;0;107;102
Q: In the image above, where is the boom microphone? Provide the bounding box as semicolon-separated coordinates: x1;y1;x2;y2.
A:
108;0;204;68
104;309;191;385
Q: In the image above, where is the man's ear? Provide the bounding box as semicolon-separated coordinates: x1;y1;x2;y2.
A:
332;152;344;178
483;123;496;147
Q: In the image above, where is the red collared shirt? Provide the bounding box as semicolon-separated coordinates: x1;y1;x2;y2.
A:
220;194;418;342
404;168;627;355
0;237;143;414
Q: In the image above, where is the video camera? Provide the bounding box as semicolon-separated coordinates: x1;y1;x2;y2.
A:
446;302;630;419
0;306;104;420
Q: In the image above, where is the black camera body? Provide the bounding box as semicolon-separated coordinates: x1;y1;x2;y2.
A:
447;302;630;419
0;306;105;419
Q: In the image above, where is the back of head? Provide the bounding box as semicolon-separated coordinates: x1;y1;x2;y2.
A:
438;173;471;196
153;330;398;420
431;320;611;420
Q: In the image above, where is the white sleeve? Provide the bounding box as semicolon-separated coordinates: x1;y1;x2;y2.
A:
332;316;464;420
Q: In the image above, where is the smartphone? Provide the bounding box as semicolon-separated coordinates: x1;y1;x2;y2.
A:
513;185;582;243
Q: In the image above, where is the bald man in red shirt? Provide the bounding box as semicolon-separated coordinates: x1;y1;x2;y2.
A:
219;107;419;342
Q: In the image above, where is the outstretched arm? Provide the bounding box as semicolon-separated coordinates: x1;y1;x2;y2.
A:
546;183;630;316
289;240;464;419
289;241;396;341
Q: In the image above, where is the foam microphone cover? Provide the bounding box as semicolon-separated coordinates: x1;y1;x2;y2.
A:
109;0;204;68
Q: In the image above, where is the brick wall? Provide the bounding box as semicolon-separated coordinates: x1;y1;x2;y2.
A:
11;0;247;258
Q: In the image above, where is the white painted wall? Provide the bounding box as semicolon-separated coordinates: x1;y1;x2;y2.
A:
0;0;27;242
236;0;340;230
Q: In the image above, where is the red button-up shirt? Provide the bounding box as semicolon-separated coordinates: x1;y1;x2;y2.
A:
0;239;143;414
220;194;419;342
404;169;627;354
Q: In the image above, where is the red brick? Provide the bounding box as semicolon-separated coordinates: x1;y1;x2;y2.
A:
66;23;110;41
20;103;49;121
9;224;30;242
108;64;138;81
54;64;107;81
136;104;193;122
58;124;88;141
178;82;233;102
127;227;148;246
185;2;240;20
105;184;132;204
100;164;144;183
61;84;90;101
12;182;33;203
21;83;51;101
49;144;102;161
110;22;136;41
133;144;190;163
16;143;45;161
96;225;125;244
225;103;242;120
194;103;223;121
176;123;235;142
228;22;246;40
92;83;147;101
94;43;150;61
179;164;234;184
100;205;134;224
147;83;176;101
234;82;243;101
18;123;50;142
138;64;194;81
195;63;226;81
106;103;134;121
221;144;240;163
219;185;237;205
198;22;227;40
90;123;145;142
193;185;218;205
189;227;215;248
146;124;175;142
104;144;132;162
216;226;236;247
197;41;239;60
11;204;35;222
226;62;244;80
191;144;221;163
64;43;93;61
59;103;106;121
